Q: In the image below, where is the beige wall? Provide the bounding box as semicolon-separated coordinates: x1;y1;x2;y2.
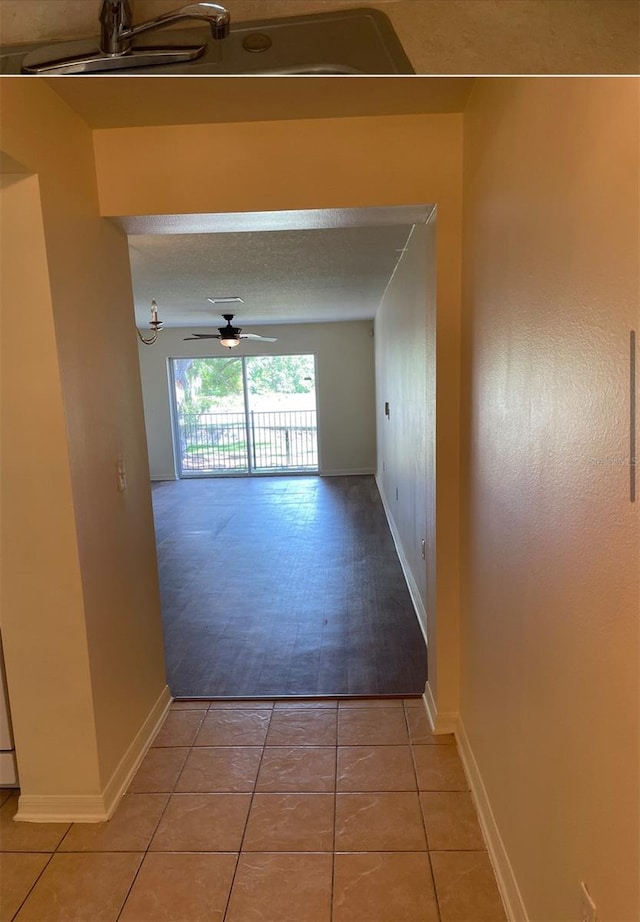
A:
138;321;376;479
460;78;639;920
0;79;168;807
375;213;455;718
94;109;464;719
1;1;637;75
375;221;431;633
1;172;101;796
93;113;463;219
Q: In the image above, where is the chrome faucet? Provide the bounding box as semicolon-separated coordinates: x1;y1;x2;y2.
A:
99;1;230;54
22;0;230;74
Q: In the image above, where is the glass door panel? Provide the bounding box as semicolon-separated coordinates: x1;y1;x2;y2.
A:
245;355;319;472
172;357;249;475
171;354;318;477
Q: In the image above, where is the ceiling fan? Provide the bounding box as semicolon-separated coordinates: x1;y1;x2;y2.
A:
183;314;278;350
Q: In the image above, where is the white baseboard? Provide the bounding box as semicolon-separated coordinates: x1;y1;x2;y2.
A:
14;792;116;824
99;684;173;819
375;475;427;641
419;686;525;922
455;719;527;921
15;685;172;823
422;681;458;734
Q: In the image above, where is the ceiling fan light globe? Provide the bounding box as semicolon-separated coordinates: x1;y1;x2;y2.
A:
219;336;240;348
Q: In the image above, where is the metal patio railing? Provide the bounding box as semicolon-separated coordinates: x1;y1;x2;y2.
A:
178;409;318;475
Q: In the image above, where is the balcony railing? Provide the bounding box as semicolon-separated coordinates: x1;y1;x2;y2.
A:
178;409;318;475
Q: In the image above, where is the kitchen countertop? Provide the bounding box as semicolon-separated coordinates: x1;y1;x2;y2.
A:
379;0;639;75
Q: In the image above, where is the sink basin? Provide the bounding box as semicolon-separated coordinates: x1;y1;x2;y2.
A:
0;8;414;76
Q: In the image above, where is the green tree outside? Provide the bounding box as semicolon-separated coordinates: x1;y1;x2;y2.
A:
175;355;315;416
247;355;314;395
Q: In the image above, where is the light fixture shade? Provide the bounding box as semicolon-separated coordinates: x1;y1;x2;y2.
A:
219;336;240;348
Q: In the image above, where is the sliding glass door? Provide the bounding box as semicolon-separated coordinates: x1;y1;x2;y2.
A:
171;355;318;476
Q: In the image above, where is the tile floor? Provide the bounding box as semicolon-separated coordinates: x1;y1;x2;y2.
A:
0;699;506;922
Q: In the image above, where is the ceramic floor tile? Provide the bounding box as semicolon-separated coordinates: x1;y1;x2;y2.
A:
175;747;262;793
274;699;338;709
0;795;69;853
128;747;190;793
243;794;334;852
335;792;427;851
119;852;237;922
402;698;425;708
226;852;333;922
171;699;212;710
194;710;271;746
150;794;251;852
338;709;409;746
333;852;439;921
337;746;417;792
152;709;207;747
208;700;274;709
431;851;507;921
14;852;142;922
256;747;336;793
58;794;168;852
338;699;403;708
413;745;469;791
265;710;337;746
406;708;455;745
0;853;50;922
420;792;485;850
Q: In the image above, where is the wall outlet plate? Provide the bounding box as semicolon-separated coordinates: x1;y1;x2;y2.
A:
580;882;597;922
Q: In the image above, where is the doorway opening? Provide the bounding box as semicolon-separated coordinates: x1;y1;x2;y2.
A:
170;354;319;477
130;204;435;699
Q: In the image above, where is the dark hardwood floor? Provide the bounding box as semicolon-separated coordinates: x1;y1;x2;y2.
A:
151;475;427;697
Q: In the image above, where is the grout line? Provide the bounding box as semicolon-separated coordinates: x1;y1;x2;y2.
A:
405;700;443;922
7;850;55;922
115;704;208;920
220;704;274;922
427;848;444;922
403;701;421;794
54;820;73;852
330;733;338;922
114;773;184;918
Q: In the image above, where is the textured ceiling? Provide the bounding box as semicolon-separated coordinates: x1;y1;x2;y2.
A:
130;223;415;328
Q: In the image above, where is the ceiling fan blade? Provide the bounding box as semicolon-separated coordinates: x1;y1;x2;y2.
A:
183;333;222;340
241;333;278;342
